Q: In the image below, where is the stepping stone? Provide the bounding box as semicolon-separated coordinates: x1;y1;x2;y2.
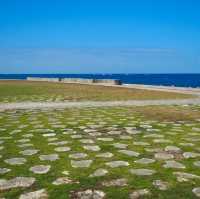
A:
18;143;34;148
69;153;88;159
165;146;182;153
193;187;200;197
0;168;11;174
118;150;140;157
153;180;169;190
129;189;150;199
97;138;114;142
83;145;101;151
43;133;56;137
120;135;132;140
72;189;105;199
54;146;71;152
173;172;200;182
62;171;70;175
71;135;82;139
145;148;162;152
154;152;174;160
47;137;58;142
183;152;200;159
89;169;108;177
194;161;200;167
17;139;30;143
153;139;172;143
19;189;48;199
163;161;185;169
96;152;113;158
134;158;155;164
130;169;156;176
71;160;93;168
126;129;141;135
80;139;94;144
20;149;39;156
30;165;51;174
105;161;129;168
48;141;68;146
5;158;27;165
52;177;79;185
143;134;164;138
108;131;121;135
133;141;150;146
102;178;127;187
0;177;35;190
112;143;128;149
0;146;4;150
39;154;59;161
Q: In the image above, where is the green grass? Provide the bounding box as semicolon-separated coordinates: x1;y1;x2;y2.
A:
0;80;194;102
1;106;200;198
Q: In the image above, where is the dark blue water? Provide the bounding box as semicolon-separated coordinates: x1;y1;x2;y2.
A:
0;74;200;88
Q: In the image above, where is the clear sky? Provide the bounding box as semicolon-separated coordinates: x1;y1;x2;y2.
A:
0;0;200;73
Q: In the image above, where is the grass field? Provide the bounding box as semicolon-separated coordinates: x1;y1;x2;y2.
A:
0;80;194;102
1;105;200;198
0;81;200;198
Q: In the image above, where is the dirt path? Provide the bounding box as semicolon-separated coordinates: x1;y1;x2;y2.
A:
0;97;200;111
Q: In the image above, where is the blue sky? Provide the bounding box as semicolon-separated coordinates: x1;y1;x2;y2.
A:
0;0;200;73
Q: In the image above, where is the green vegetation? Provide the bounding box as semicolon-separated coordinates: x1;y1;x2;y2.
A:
0;80;194;102
0;106;200;198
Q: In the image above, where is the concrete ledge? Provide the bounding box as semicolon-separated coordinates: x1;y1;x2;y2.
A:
27;77;60;82
61;78;95;84
27;77;122;85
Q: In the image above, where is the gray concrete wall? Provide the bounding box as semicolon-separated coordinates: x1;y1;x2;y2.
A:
61;78;95;84
27;77;122;85
93;79;122;85
27;77;60;82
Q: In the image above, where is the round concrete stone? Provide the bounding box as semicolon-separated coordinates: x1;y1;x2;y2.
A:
20;149;39;156
193;187;200;197
69;153;88;159
118;150;140;157
71;160;93;168
130;169;156;176
19;189;48;199
54;146;71;152
83;145;101;151
5;158;27;165
29;165;51;174
134;158;155;164
105;161;129;168
89;169;108;177
163;161;185;169
39;154;59;161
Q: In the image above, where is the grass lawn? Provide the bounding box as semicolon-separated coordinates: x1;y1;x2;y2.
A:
0;80;194;102
1;105;200;198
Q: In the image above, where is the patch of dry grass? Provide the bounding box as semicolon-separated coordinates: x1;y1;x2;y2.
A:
127;105;200;122
0;80;194;102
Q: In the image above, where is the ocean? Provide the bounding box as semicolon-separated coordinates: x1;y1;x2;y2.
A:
0;74;200;88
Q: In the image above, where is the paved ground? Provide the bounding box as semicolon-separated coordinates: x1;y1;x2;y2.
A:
0;97;200;111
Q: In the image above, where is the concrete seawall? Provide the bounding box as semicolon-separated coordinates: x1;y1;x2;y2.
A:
27;77;122;85
27;77;60;82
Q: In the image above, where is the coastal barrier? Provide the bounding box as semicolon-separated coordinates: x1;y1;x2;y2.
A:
61;78;95;84
27;77;60;82
27;77;122;85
